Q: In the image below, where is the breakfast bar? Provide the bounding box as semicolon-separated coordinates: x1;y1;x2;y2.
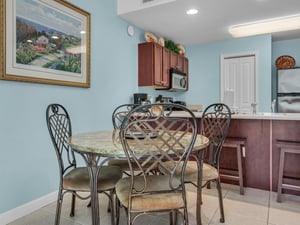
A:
171;111;300;193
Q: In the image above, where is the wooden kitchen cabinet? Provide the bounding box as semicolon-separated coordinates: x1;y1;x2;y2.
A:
138;42;168;89
170;51;184;71
138;42;188;89
183;57;188;75
183;57;189;89
162;47;170;87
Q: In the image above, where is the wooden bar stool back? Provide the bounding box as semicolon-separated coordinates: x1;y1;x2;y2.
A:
276;140;300;202
221;137;246;195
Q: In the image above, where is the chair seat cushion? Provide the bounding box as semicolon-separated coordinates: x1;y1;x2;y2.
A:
108;159;157;173
63;165;122;191
115;175;184;211
108;159;132;171
184;161;219;182
159;161;219;183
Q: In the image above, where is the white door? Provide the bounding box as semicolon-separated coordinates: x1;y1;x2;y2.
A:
221;54;256;113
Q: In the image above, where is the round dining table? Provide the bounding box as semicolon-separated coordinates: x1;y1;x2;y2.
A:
69;129;209;225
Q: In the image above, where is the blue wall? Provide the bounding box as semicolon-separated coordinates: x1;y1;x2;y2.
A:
0;0;297;214
186;35;272;112
0;0;144;213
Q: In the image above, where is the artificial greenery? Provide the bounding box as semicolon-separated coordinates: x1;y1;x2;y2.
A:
164;40;180;54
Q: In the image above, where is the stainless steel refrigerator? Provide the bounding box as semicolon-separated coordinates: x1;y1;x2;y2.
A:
277;68;300;113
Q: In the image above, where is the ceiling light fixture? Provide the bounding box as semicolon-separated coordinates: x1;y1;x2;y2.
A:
186;9;198;15
229;14;300;38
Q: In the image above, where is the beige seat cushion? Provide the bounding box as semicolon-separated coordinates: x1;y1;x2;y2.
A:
115;175;184;211
184;161;219;182
159;161;219;183
63;165;122;191
108;159;132;171
108;159;157;173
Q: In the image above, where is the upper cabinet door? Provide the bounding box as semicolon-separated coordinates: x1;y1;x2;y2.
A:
170;51;183;71
138;42;167;89
162;48;170;87
170;51;178;69
153;43;163;86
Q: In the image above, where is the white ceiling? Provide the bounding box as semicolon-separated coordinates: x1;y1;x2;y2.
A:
118;0;300;46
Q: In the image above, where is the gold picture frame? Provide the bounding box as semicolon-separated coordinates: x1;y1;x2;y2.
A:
0;0;90;88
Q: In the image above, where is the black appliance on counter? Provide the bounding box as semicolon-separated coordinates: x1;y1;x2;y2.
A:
133;93;148;105
174;101;186;106
172;101;187;110
155;95;186;110
277;68;300;113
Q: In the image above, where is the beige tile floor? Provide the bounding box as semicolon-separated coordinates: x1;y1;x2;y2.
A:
7;183;300;225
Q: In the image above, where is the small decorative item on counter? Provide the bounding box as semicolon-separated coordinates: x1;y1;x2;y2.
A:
155;95;163;103
275;55;296;69
144;32;157;43
158;37;165;47
177;44;185;56
187;104;202;112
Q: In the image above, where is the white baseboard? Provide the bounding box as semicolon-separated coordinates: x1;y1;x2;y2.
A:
0;191;57;225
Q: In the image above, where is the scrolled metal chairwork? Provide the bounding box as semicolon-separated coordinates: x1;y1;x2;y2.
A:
46;103;122;225
109;103;155;176
159;103;232;224
115;103;198;225
184;103;231;224
111;104;138;129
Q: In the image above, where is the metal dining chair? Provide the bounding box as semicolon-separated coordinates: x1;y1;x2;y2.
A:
108;104;139;175
115;103;198;225
111;104;137;129
183;103;231;223
108;103;157;176
46;103;122;225
159;103;231;224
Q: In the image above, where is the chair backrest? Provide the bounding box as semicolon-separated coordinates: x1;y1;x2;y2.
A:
46;104;76;179
200;103;231;168
112;104;137;129
119;103;198;190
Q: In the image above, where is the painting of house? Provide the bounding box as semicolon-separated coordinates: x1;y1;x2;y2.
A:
36;35;49;47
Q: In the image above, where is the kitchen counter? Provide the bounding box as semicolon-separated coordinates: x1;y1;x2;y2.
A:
171;111;300;121
232;112;300;120
171;109;300;193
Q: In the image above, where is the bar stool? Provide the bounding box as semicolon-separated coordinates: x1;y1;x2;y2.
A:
220;137;246;195
276;140;300;202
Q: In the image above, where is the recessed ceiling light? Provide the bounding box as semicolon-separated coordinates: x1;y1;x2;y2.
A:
186;9;198;15
229;14;300;38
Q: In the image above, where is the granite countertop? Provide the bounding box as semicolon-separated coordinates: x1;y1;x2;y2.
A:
69;130;209;156
170;111;300;121
231;112;300;120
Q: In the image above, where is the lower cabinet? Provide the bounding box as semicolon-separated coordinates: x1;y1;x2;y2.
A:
204;118;300;195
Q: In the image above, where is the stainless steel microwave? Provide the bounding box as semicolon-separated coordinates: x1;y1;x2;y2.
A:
169;68;187;91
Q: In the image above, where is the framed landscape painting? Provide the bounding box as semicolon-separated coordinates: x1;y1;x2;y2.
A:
0;0;90;87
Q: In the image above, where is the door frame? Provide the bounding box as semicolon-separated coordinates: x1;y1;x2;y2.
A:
220;51;259;110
